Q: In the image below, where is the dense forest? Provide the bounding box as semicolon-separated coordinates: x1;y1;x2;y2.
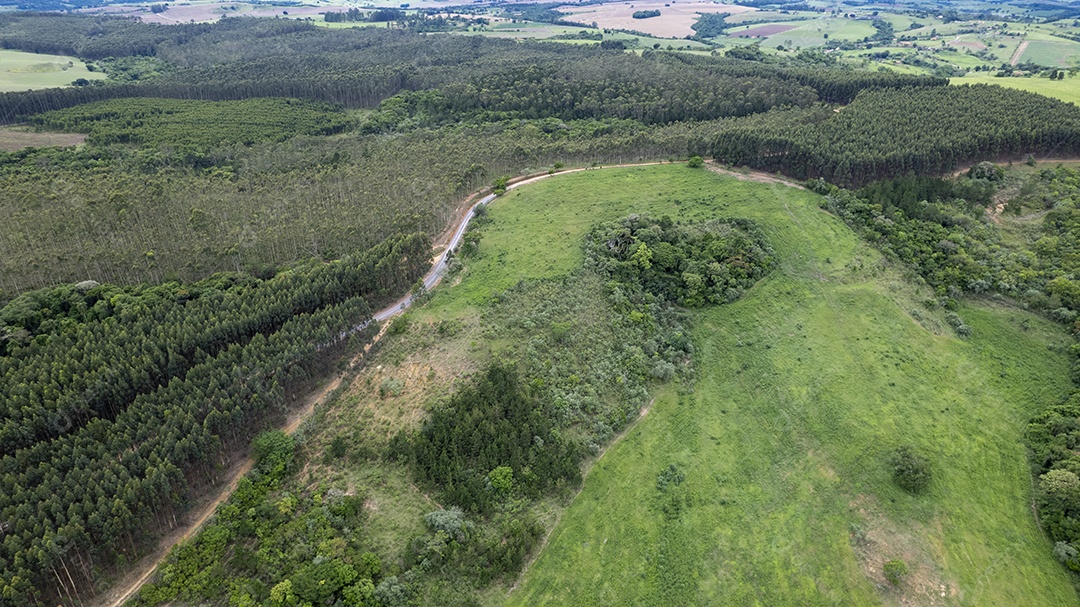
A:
3;8;1080;606
0;234;430;606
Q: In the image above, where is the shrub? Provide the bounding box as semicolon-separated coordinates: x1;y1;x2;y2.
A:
889;446;931;493
883;559;908;585
687;155;704;168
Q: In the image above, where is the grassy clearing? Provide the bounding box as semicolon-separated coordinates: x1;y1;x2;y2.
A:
0;126;85;151
952;74;1080;105
413;165;1079;605
0;49;103;92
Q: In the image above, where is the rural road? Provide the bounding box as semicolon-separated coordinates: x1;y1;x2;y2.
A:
93;162;658;607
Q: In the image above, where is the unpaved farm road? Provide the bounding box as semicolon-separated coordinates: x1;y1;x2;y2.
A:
93;160;783;607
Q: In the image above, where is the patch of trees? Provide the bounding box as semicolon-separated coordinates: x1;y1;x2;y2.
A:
400;364;581;515
33;98;351;148
709;85;1080;186
691;13;730;37
0;234;430;606
131;431;384;607
323;8;366;22
632;9;661;19
584;214;775;307
1027;397;1080;572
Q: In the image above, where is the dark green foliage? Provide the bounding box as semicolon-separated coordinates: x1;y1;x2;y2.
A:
889;446;932;494
407;364;581;515
1028;398;1080;550
632;9;661;19
691;13;730;38
132;471;376;606
584;214;775;307
883;559;908;585
709;85;1080;186
0;234;430;606
0;232;431;455
33;98;352;149
687;155;704;168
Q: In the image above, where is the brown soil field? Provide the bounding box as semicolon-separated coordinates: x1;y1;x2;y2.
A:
558;1;753;38
950;39;987;50
736;23;795;38
0;128;85;151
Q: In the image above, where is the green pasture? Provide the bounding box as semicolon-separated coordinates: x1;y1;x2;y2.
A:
0;49;103;92
416;165;1078;606
1020;39;1080;67
952;74;1080;105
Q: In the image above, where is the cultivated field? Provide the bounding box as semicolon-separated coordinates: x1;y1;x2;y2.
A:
953;74;1080;105
557;1;751;38
0;49;104;92
411;165;1079;606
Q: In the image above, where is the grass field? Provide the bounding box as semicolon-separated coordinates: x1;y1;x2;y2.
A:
952;74;1080;105
0;49;103;92
413;165;1078;606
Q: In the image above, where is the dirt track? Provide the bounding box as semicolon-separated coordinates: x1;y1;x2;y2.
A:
92;159;790;607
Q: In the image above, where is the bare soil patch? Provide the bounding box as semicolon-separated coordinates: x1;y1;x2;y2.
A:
736;23;796;38
558;1;752;38
0;128;85;151
1010;40;1029;66
949;40;986;50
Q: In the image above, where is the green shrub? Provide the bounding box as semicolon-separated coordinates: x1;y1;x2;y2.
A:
889;446;931;494
883;559;908;585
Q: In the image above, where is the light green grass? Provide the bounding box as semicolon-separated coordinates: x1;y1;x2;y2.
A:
420;165;1078;606
952;74;1080;105
1021;39;1080;67
0;49;104;92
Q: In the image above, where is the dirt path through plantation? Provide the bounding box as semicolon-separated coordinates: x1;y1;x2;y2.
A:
94;159;793;607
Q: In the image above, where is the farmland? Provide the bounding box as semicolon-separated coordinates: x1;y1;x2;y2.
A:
0;49;103;91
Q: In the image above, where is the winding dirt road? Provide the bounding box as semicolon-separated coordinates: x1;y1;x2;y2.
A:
93;160;779;607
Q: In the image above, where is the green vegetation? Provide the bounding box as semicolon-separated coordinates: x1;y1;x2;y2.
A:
497;165;1077;606
0;234;430;606
0;49;103;92
709;85;1080;185
953;75;1080;106
32;98;350;148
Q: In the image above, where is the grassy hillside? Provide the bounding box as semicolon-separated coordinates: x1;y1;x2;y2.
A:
952;75;1080;106
412;165;1078;605
0;49;103;91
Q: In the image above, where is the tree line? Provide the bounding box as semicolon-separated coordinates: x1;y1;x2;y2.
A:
709;85;1080;186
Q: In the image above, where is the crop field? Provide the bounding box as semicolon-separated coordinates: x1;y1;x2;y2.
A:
0;49;103;92
557;1;749;38
1020;39;1080;68
414;165;1078;606
719;17;877;49
952;74;1080;105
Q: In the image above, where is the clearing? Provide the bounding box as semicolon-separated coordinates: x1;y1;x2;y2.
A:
0;49;104;92
952;75;1080;106
557;1;752;38
408;165;1078;606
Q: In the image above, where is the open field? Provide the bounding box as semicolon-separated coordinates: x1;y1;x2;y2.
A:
0;49;103;92
557;1;750;38
0;126;85;150
411;165;1079;606
952;74;1080;105
1020;39;1080;68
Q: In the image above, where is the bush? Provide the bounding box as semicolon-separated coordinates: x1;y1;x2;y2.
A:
687;155;704;168
889;446;931;493
883;559;908;585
